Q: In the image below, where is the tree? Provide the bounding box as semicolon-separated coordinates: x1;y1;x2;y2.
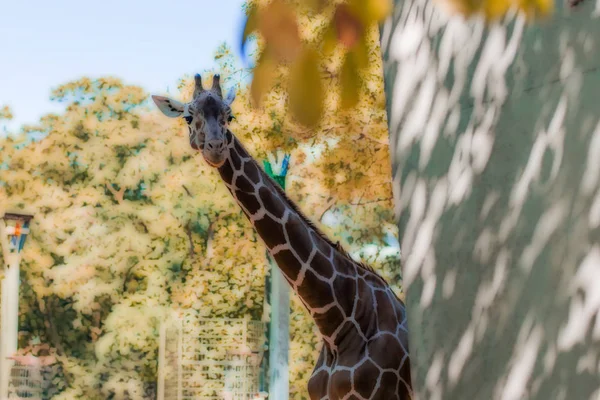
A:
0;105;13;121
0;105;14;134
1;36;401;398
377;0;598;398
0;74;268;398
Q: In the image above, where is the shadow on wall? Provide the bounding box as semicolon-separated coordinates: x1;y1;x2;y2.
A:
381;0;600;398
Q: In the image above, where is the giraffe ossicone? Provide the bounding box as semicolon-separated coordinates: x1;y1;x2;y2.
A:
152;73;413;400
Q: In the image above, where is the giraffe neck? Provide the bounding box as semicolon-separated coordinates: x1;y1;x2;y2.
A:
217;130;358;343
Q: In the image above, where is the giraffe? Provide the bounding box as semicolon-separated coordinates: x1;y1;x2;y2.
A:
152;73;412;400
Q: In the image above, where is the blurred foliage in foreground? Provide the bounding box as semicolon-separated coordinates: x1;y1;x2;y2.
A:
242;0;553;128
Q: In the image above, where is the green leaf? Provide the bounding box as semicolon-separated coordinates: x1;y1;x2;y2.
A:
288;47;324;127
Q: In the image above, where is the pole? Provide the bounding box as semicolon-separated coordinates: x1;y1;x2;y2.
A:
263;153;291;400
0;213;33;400
0;257;19;399
156;323;166;400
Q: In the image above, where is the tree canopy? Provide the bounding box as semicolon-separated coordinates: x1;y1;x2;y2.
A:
0;32;400;399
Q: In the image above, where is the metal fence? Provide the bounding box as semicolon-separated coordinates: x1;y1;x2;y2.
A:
8;362;43;399
157;313;267;400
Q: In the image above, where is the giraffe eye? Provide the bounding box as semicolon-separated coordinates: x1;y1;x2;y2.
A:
184;116;193;124
228;115;235;122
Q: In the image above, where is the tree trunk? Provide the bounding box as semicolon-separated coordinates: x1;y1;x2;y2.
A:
380;1;600;398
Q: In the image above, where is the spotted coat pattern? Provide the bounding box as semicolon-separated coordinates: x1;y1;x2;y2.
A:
152;74;413;399
218;131;413;400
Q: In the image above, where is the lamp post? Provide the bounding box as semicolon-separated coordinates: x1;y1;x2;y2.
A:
0;213;33;399
262;153;291;400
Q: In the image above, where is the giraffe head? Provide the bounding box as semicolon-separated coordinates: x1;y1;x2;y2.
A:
152;73;236;167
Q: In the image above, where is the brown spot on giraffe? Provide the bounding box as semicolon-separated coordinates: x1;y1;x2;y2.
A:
244;161;261;184
375;290;400;332
298;268;336;309
311;251;335;279
152;73;413;399
273;248;303;282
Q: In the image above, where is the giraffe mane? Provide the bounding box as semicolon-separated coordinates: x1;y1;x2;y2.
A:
225;130;403;301
258;161;387;279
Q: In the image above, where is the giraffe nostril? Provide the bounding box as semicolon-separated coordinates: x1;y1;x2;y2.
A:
206;141;225;152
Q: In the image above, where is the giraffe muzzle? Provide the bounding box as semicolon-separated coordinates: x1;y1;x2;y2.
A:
203;139;227;167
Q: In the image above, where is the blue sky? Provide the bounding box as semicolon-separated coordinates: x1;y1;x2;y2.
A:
0;0;246;132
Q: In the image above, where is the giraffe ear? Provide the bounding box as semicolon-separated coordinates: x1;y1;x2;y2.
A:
224;87;236;106
151;95;185;118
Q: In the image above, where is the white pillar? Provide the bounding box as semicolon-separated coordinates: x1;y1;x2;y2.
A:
176;316;182;400
268;261;290;399
263;153;291;400
156;323;166;400
0;250;22;399
0;215;31;400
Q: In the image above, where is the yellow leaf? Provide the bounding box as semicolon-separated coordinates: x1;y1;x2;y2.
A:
483;0;511;19
348;0;393;24
524;0;554;17
334;4;363;48
340;52;360;109
537;0;554;16
352;34;370;69
436;0;478;18
438;0;553;20
258;0;301;63
251;50;277;107
366;0;394;22
288;47;324;127
320;19;338;56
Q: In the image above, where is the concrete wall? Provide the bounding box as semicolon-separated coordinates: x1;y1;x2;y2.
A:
380;0;600;398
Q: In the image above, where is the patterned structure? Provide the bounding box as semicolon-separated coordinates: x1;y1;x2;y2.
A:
0;213;34;400
152;74;412;399
8;361;43;400
158;314;265;400
159;322;182;400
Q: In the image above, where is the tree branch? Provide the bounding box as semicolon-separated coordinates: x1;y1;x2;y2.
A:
359;132;388;146
185;221;195;258
182;185;193;197
138;220;149;234
349;197;393;206
41;296;73;387
204;219;216;261
122;264;137;293
90;311;102;342
105;183;126;204
319;197;338;222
